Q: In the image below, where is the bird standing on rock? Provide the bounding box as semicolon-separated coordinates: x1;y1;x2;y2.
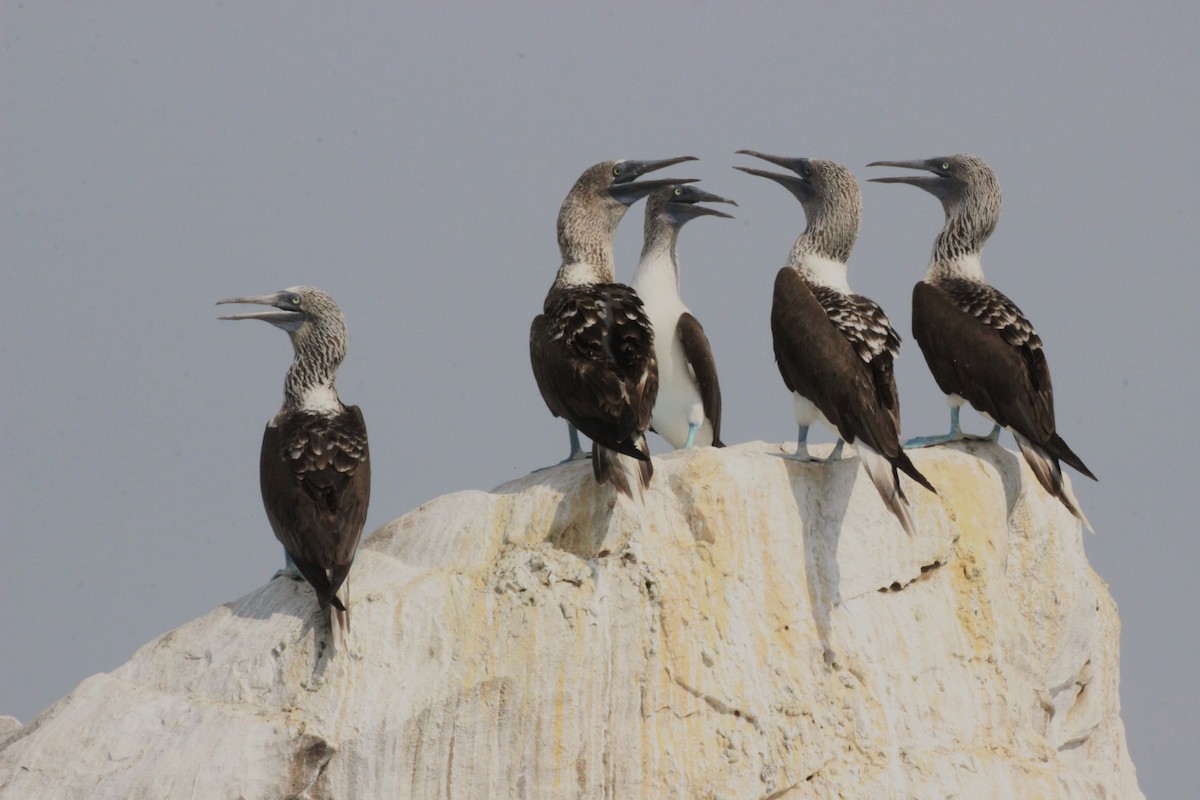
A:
868;154;1096;529
219;286;370;651
737;150;935;535
631;183;735;450
530;157;699;498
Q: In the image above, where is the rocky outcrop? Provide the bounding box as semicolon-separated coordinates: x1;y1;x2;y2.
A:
0;442;1142;799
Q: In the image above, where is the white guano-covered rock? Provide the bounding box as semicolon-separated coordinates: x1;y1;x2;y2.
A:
0;441;1142;799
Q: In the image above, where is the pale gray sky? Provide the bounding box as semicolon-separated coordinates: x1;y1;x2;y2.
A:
2;3;1196;795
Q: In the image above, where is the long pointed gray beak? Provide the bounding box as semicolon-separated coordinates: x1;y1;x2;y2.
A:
733;165;812;203
609;175;700;206
608;156;701;206
618;156;699;180
867;174;946;191
665;185;738;222
735;150;817;203
217;292;304;330
667;203;735;223
866;159;948;196
736;149;807;174
676;186;738;207
866;159;933;170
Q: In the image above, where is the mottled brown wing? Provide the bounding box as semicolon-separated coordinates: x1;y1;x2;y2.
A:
675;312;722;444
530;284;658;459
914;279;1055;443
811;285;901;365
809;284;903;427
771;269;903;458
259;406;370;605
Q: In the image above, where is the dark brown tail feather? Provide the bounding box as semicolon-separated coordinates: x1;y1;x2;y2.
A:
893;450;937;495
637;443;653;487
1014;432;1093;532
289;555;347;613
1045;432;1096;481
592;436;653;500
859;446;917;536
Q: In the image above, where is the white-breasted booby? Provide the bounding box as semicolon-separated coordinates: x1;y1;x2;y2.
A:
631;184;736;450
868;154;1096;529
530;157;698;498
737;150;936;535
218;286;371;650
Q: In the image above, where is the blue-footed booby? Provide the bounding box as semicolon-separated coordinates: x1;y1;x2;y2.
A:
868;154;1096;529
530;157;698;498
631;184;736;450
218;286;371;650
737;150;935;535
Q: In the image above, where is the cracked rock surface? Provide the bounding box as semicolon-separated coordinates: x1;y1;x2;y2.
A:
0;442;1142;799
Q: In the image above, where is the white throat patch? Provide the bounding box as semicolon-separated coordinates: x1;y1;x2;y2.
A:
556;261;605;287
798;254;851;292
299;384;342;415
930;252;986;282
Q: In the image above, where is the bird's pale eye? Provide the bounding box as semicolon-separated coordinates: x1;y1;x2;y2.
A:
941;162;950;170
612;166;622;177
291;295;302;305
673;187;683;196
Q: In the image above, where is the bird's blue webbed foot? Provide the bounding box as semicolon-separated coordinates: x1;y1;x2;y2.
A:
905;407;967;449
534;424;592;472
558;425;591;463
273;550;304;581
974;423;1002;443
904;432;964;448
684;422;699;449
781;425;821;462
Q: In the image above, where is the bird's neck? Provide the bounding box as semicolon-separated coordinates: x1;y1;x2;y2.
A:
791;212;854;291
792;247;851;292
554;249;614;287
792;204;857;267
633;224;681;294
929;209;992;283
931;194;998;270
283;339;344;414
285;378;341;414
554;194;622;287
927;251;986;283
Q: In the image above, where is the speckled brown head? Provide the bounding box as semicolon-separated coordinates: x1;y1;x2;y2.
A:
736;151;862;263
554;157;698;283
868;154;1002;262
218;286;349;410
